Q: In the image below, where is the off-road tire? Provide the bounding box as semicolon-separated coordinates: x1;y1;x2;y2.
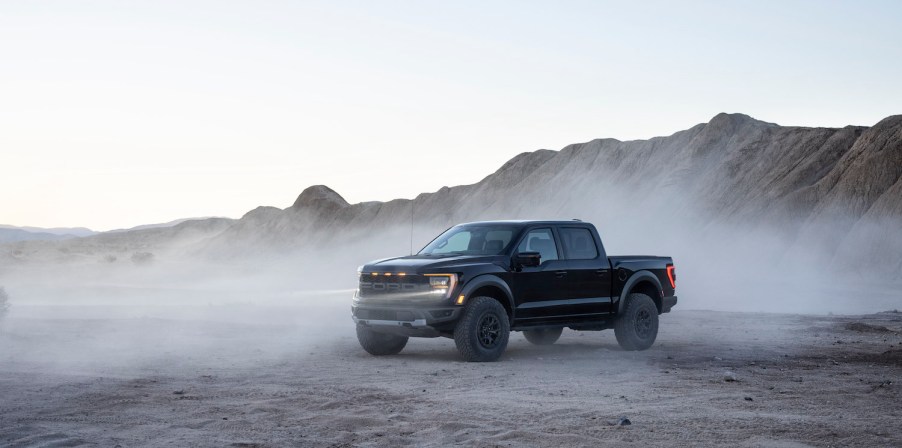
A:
614;293;659;351
523;327;563;345
454;296;510;362
356;324;408;356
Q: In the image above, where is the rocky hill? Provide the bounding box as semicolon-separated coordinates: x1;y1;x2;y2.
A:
196;113;901;276
4;113;901;279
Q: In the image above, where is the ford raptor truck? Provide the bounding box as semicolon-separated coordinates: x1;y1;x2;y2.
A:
352;220;677;362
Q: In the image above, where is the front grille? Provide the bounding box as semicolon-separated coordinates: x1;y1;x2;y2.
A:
358;274;431;297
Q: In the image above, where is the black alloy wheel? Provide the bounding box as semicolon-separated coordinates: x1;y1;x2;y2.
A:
478;314;501;348
635;308;653;339
614;293;659;351
454;296;511;362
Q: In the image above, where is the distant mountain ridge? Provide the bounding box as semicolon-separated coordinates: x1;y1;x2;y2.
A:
0;217;230;244
0;218;234;259
0;228;81;244
104;217;229;233
4;113;902;278
0;224;96;238
202;112;902;277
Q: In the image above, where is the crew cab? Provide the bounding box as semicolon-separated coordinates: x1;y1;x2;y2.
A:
352;220;677;362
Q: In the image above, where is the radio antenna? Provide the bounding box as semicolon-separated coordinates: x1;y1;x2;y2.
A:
409;199;414;255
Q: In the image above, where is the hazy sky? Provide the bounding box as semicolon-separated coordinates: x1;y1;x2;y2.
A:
2;1;900;230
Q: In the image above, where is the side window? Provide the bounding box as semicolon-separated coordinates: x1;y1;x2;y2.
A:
516;228;559;262
483;229;514;253
559;227;599;260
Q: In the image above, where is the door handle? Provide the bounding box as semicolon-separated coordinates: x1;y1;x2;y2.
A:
596;269;609;276
555;271;568;278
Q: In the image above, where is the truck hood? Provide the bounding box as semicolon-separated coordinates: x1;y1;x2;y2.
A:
361;254;504;273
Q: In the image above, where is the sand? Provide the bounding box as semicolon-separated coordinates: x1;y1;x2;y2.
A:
1;295;900;447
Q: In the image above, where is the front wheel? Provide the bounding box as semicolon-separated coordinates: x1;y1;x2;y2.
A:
454;297;510;362
356;324;408;356
523;327;563;345
614;293;659;351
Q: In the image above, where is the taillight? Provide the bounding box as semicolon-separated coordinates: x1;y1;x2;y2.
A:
666;265;676;289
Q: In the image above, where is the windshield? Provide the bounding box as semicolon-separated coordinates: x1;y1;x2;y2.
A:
418;225;519;256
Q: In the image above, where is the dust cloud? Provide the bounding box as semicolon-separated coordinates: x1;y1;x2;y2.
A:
0;251;359;376
2;186;902;447
1;177;901;378
533;178;902;315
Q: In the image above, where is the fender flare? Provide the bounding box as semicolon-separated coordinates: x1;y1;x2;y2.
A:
459;274;515;317
617;270;663;314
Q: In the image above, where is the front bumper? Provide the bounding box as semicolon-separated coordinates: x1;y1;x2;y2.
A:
351;302;463;337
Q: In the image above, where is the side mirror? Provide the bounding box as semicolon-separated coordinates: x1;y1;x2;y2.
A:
515;251;541;268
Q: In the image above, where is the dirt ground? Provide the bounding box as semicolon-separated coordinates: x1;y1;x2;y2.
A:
1;298;901;447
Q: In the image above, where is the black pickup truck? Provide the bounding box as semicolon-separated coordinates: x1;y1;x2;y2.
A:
352;220;677;362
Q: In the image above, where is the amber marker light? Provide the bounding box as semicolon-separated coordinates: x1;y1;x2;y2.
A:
456;295;466;305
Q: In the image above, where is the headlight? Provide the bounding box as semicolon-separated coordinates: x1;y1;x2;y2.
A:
355;267;364;298
425;273;457;298
429;276;450;287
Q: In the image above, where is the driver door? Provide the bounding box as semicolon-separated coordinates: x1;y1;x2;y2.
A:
510;227;571;322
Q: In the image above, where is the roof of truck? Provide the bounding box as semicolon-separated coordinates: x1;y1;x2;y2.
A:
456;219;587;226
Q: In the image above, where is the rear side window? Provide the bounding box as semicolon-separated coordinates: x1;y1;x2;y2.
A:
517;228;559;262
559;227;598;260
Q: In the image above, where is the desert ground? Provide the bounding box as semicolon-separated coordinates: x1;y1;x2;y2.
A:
1;284;901;448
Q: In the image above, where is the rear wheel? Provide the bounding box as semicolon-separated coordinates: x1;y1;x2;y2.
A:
356;324;408;356
454;297;510;362
523;327;563;345
614;293;659;351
